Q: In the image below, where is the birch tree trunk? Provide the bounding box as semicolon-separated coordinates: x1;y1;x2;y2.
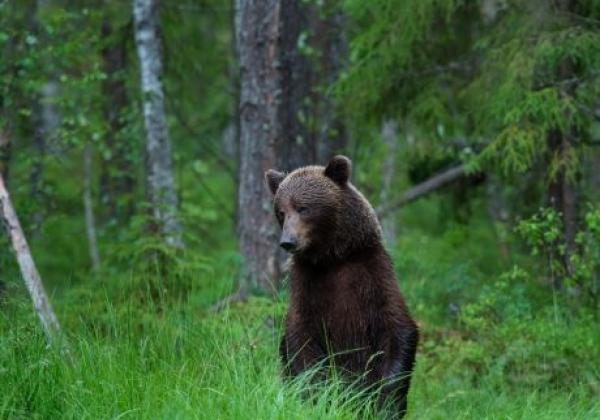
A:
380;120;398;248
0;174;63;344
133;0;184;249
83;143;101;271
29;1;61;238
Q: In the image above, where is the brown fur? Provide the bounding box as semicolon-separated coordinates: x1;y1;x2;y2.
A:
266;156;419;417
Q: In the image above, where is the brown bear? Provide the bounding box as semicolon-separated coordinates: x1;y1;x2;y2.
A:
265;155;419;417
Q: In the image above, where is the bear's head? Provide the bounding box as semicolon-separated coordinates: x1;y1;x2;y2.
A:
265;155;382;263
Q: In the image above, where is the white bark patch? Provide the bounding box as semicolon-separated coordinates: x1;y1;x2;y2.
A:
133;0;184;248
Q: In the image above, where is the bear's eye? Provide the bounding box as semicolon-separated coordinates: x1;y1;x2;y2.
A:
297;206;309;215
277;210;285;220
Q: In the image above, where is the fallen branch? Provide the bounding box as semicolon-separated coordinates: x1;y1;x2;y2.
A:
0;174;65;347
377;164;467;219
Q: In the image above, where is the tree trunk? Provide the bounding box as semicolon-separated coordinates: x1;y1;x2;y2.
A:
314;7;348;162
278;0;317;169
100;19;135;223
236;0;285;295
0;174;63;345
547;129;578;288
83;143;101;271
40;81;61;147
379;120;398;248
28;2;61;238
545;0;580;288
0;128;10;183
133;0;184;249
235;0;346;295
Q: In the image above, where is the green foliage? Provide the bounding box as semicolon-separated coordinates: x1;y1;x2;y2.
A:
0;1;237;282
339;0;600;180
517;207;565;259
1;1;599;418
517;206;600;300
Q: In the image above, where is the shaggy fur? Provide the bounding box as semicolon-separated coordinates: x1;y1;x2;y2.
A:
266;156;419;417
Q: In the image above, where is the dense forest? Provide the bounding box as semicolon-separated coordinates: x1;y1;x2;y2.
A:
1;0;600;418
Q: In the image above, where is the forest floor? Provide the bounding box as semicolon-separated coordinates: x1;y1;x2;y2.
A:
2;211;600;419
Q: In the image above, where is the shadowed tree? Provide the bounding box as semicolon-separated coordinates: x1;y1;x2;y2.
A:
100;17;136;223
310;5;349;162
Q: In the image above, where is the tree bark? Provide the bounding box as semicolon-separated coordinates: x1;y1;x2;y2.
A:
236;0;314;294
379;120;398;248
133;0;184;249
0;174;63;344
235;0;347;295
83;143;101;271
236;0;285;294
377;165;467;219
314;6;348;162
278;0;317;169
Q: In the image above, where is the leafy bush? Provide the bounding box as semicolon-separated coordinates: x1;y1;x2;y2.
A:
517;206;600;302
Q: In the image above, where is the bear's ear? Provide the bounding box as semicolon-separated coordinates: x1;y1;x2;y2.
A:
265;169;285;195
325;155;352;185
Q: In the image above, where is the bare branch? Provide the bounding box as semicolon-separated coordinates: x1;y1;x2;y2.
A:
377;165;467;219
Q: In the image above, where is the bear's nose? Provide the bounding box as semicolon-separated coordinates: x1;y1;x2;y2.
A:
280;239;297;252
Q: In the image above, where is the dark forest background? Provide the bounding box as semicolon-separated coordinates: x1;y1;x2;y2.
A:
1;0;599;418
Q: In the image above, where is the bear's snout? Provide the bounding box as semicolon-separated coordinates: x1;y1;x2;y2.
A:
279;235;297;252
279;211;309;253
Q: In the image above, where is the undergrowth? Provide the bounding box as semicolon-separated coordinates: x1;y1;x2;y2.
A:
1;201;599;419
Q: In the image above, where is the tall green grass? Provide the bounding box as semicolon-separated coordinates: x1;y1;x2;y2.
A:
2;269;599;419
